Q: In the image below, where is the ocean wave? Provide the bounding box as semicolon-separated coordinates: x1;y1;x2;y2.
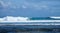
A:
0;16;60;22
0;16;29;22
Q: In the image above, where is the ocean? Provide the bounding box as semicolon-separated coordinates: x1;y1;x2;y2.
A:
0;17;60;33
0;22;60;33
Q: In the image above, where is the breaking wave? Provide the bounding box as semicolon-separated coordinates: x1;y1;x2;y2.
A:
0;16;29;22
0;16;60;22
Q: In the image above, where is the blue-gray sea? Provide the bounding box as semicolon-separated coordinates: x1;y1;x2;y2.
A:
0;22;60;33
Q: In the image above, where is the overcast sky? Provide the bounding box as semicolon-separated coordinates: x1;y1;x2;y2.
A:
0;0;60;17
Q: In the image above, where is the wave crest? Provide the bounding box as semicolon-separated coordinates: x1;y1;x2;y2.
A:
0;16;29;22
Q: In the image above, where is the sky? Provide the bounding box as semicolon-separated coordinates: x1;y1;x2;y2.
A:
0;0;60;18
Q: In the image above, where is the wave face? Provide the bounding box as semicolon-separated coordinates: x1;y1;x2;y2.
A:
29;17;60;20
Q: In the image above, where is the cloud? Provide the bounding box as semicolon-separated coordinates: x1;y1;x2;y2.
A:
22;1;49;10
0;0;9;8
0;0;59;10
0;1;5;8
0;0;49;10
0;0;18;9
22;5;27;9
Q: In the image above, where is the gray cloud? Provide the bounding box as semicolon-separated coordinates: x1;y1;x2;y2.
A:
0;0;49;10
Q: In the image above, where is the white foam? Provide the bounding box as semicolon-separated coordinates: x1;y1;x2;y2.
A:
0;16;29;22
50;16;60;19
0;16;60;22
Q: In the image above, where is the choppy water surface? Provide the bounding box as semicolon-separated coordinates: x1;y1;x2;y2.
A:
0;17;60;33
0;24;60;33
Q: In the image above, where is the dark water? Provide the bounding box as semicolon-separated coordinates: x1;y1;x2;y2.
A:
0;22;60;33
0;25;60;33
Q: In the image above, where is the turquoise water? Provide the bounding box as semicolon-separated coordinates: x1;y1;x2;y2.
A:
29;17;60;20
